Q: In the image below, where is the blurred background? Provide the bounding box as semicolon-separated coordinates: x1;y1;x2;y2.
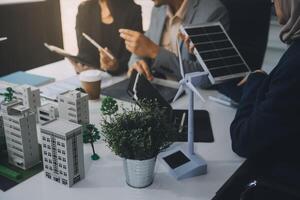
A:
0;0;287;75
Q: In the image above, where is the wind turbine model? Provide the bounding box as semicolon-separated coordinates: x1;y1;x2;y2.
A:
158;39;209;180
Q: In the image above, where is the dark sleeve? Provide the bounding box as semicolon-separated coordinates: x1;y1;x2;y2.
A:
112;5;143;75
230;61;300;158
75;3;98;67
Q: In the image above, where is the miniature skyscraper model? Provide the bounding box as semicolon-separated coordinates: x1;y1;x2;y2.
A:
38;103;59;125
0;100;40;169
158;39;209;180
40;119;85;187
0;115;6;152
58;91;89;125
14;85;41;120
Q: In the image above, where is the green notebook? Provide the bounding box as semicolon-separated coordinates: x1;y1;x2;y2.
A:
0;71;55;87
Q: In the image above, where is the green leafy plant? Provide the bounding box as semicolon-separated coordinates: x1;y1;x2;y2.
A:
100;97;177;160
83;124;101;160
0;87;15;102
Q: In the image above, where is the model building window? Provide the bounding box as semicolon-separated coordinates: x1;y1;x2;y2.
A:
47;138;50;142
62;179;68;185
43;144;46;148
61;143;65;147
46;172;51;179
57;141;60;146
44;151;47;155
63;158;66;162
58;149;61;153
42;136;46;141
64;172;67;176
59;163;62;167
62;150;65;155
63;165;66;169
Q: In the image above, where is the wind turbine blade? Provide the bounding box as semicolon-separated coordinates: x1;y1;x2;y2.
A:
173;85;185;103
177;39;185;79
186;82;205;102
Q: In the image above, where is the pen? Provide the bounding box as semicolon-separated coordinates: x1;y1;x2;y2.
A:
179;112;186;133
0;37;7;42
209;96;238;108
82;33;115;60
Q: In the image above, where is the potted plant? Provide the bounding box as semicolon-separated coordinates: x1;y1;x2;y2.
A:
100;97;176;188
83;124;101;160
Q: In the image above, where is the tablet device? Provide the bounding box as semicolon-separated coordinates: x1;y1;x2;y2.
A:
44;43;97;68
127;70;214;142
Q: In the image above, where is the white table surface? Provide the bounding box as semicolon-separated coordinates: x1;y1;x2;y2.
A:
0;60;244;200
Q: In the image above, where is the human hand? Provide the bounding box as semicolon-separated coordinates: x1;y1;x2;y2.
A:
178;32;194;54
237;70;266;86
119;29;159;59
99;47;118;71
127;60;154;81
67;58;91;73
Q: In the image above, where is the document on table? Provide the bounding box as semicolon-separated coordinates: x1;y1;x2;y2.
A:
40;73;114;101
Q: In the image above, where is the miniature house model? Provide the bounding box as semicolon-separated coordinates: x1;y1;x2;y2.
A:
40;119;85;187
58;91;89;125
0;100;40;170
38;103;59;125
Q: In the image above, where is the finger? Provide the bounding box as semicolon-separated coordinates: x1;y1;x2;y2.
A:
133;62;145;75
139;60;153;81
189;44;195;54
120;33;136;42
237;77;247;86
119;29;138;36
127;66;134;77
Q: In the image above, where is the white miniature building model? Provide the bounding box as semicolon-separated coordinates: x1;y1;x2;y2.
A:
41;119;85;187
0;100;40;169
14;85;41;119
38;103;59;125
0;115;6;152
58;91;89;125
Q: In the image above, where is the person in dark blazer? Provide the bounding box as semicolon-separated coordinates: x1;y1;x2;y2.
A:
231;0;300;191
72;0;143;75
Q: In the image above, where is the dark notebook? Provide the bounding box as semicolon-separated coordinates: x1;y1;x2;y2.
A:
0;175;17;192
173;110;214;143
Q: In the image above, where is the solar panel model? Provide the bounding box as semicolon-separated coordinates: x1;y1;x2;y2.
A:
181;22;251;84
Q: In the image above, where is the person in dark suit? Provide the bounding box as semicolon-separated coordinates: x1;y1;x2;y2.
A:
231;0;300;193
72;0;143;75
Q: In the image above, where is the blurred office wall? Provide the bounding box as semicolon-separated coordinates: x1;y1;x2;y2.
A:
0;0;64;75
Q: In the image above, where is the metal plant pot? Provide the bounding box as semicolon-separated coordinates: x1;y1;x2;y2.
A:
123;157;156;188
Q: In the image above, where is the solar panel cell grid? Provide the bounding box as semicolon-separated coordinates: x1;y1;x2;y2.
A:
183;23;250;82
